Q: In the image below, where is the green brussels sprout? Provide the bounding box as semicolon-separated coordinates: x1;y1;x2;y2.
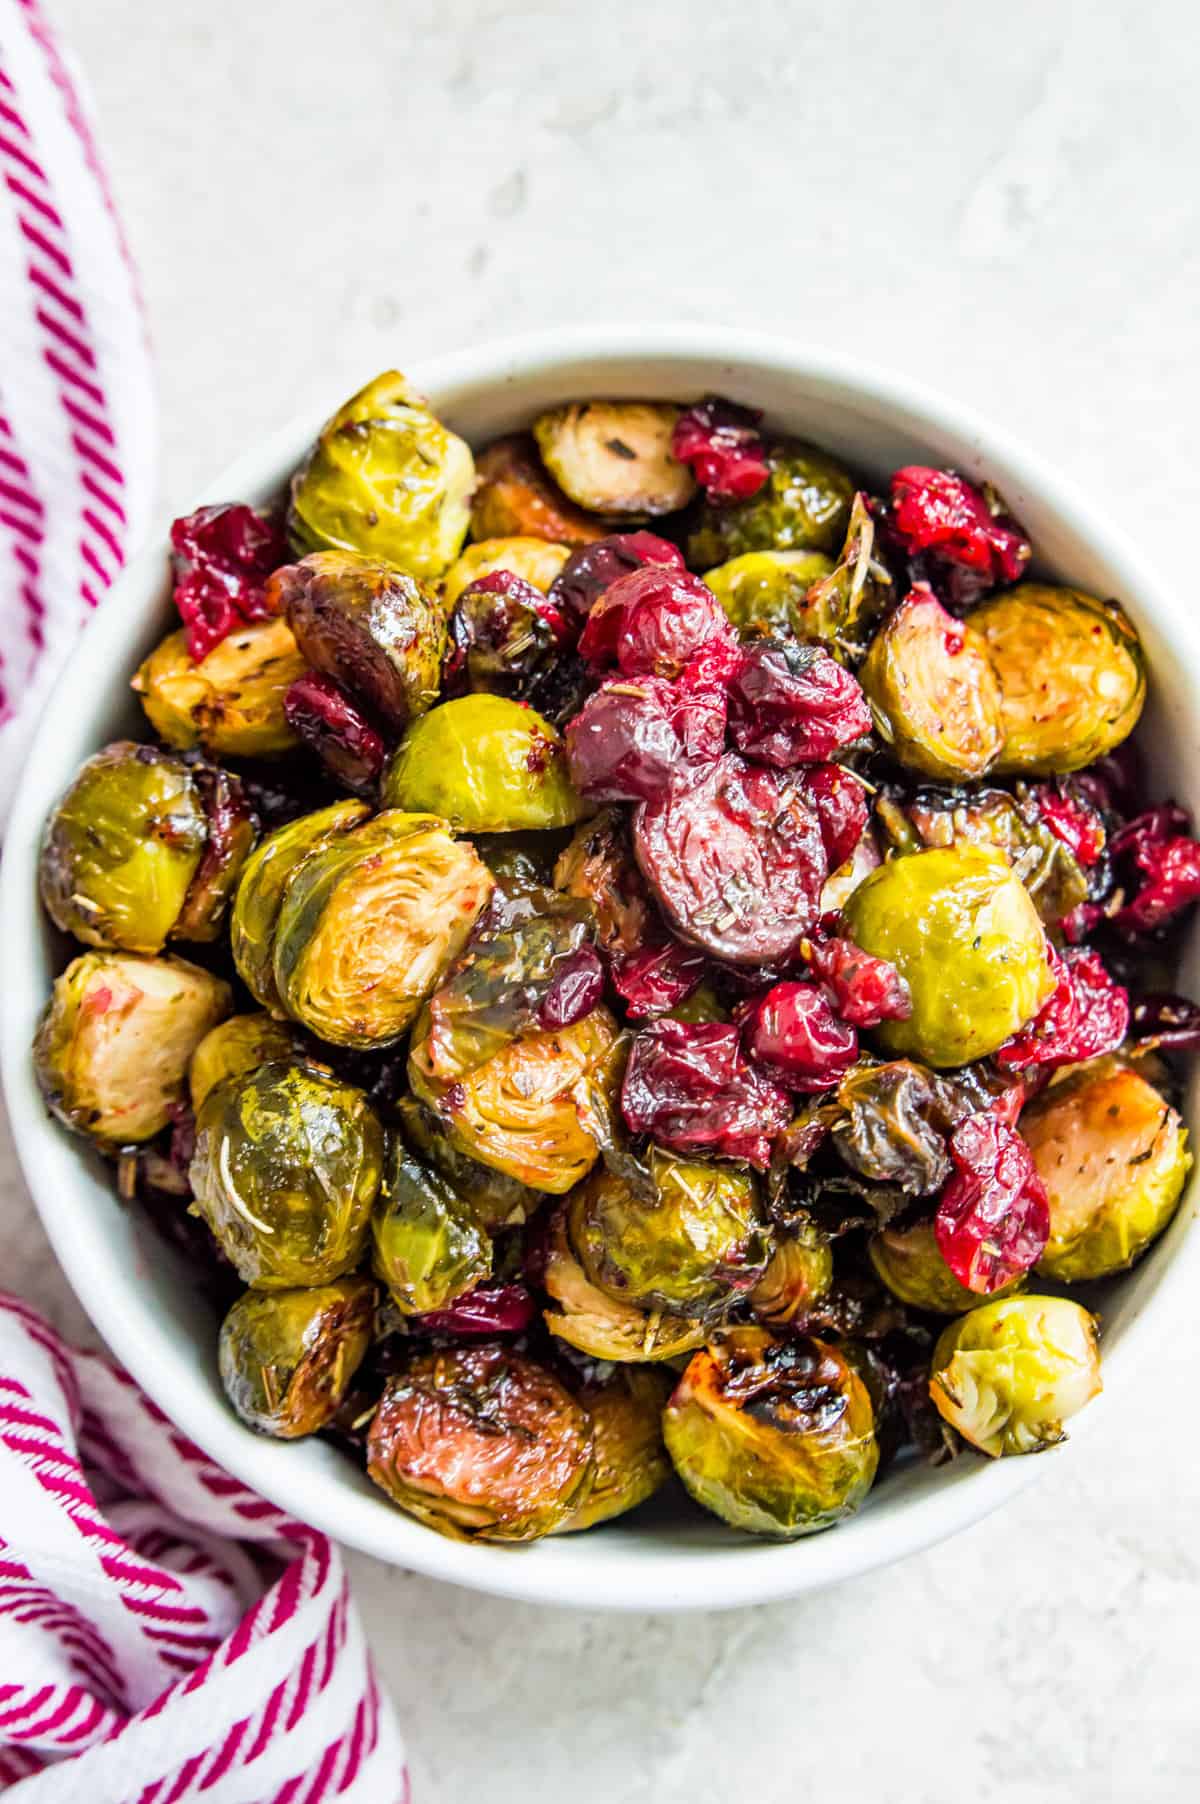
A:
569;1149;769;1318
1022;1062;1191;1281
189;1011;295;1112
288;371;474;580
702;550;835;640
663;1328;879;1538
218;1276;375;1438
442;536;571;614
470;435;610;546
749;1220;834;1325
796;492;894;661
132;619;306;758
859;588;1004;780
898;787;1088;929
475;829;571;907
230;800;370;1012
532;401;695;516
929;1294;1102;1457
395;1093;539;1230
366;1343;595;1541
382;694;587;832
841;846;1055;1067
970;584;1146;775
686;439;856;568
189;1060;383;1289
370;1140;492;1315
270;811;493;1048
542;1202;708;1362
556;1366;674;1533
34;952;231;1145
870;1217;1024;1314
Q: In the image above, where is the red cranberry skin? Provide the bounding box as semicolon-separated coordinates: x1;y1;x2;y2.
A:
611;935;707;1019
413;1283;536;1337
283;672;387;796
1033;783;1106;868
620;1019;790;1168
549;532;684;636
445;568;569;699
727;640;872;767
537;944;606;1029
578;565;735;679
889;467;1031;591
1109;804;1200;933
934;1113;1050;1294
995;947;1129;1073
671;397;770;502
170;503;287;662
1129;993;1200;1053
807;935;912;1028
739;982;857;1091
565;675;724;804
800;765;870;870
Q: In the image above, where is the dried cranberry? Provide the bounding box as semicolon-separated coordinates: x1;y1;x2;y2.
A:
1109;804;1200;933
170;503;287;662
801;765;870;869
445;569;569;698
727;640;872;767
1033;783;1106;867
549;532;684;636
996;946;1129;1072
739;982;857;1092
578;565;734;679
671;396;770;502
611;935;707;1018
537;943;605;1029
565;673;725;803
414;1282;536;1337
621;1019;790;1168
283;672;387;796
889;467;1030;593
807;935;912;1028
934;1113;1050;1294
1129;993;1200;1053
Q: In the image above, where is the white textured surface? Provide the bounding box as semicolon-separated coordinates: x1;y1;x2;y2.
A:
7;0;1200;1795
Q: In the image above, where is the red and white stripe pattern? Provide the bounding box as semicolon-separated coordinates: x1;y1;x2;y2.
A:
0;1295;407;1800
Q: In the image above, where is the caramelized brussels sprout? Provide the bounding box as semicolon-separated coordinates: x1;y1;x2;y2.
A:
1021;1062;1191;1280
370;1140;491;1314
271;550;445;729
929;1294;1101;1457
170;763;259;943
288;371;474;579
218;1277;375;1437
189;1011;294;1112
396;1093;539;1230
870;1218;1023;1313
383;695;587;832
271;811;493;1047
971;584;1146;775
231;800;370;1012
702;548;835;640
189;1060;383;1288
556;1366;673;1533
542;1202;708;1362
442;536;571;614
34;952;231;1144
366;1343;594;1541
532;402;694;516
663;1328;878;1538
796;493;893;660
471;434;611;546
860;588;1004;780
831;1059;953;1194
841;846;1055;1067
686;439;856;569
133;619;306;758
900;788;1088;929
750;1220;834;1324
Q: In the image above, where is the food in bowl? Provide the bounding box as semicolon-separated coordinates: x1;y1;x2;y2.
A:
29;371;1200;1546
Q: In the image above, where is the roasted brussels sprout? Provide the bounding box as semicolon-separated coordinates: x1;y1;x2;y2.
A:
366;1344;594;1541
532;402;695;516
370;1140;492;1315
470;434;610;546
749;1220;834;1325
189;1060;383;1288
898;787;1088;929
34;952;231;1144
188;1011;294;1111
395;1093;539;1230
1021;1062;1191;1280
442;536;571;614
860;587;1004;780
831;1059;954;1194
218;1276;375;1438
702;549;835;641
271;550;445;729
133;619;306;758
383;695;587;833
842;846;1055;1067
231;799;369;1011
796;492;893;660
288;371;474;579
928;1294;1101;1457
556;1366;674;1533
663;1328;879;1538
542;1202;708;1362
870;1217;1023;1314
970;584;1146;775
271;811;493;1047
686;439;856;569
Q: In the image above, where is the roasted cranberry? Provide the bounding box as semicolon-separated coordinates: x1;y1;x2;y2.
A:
1061;900;1104;944
283;672;387;796
578;565;735;679
888;467;1030;594
996;946;1129;1072
807;935;912;1028
611;935;707;1018
1108;804;1200;933
1033;782;1106;867
565;672;726;804
671;396;770;502
1129;993;1200;1053
170;503;287;662
414;1283;537;1337
727;640;872;767
739;982;857;1091
934;1113;1050;1294
621;1019;790;1168
800;765;870;869
537;943;606;1029
549;532;684;635
446;569;569;698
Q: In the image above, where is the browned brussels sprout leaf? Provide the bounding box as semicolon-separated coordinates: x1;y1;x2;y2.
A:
796;493;893;661
470;434;610;547
832;1060;954;1195
750;1217;834;1325
542;1202;708;1362
897;786;1088;928
172;762;259;942
218;1276;376;1438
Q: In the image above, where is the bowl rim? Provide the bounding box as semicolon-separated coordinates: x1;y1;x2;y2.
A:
4;321;1198;1612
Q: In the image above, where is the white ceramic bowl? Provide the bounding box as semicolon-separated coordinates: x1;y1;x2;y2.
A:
4;326;1199;1612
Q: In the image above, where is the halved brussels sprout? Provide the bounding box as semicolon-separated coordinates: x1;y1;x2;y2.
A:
218;1276;375;1438
271;550;445;729
383;695;587;832
366;1343;594;1541
189;1010;295;1112
542;1202;708;1362
442;536;571;614
169;763;259;943
750;1220;834;1325
396;1094;539;1230
899;788;1088;929
288;371;474;579
842;846;1055;1067
860;588;1004;780
702;549;835;641
370;1139;492;1315
271;811;493;1048
795;493;893;660
532;402;694;516
133;619;306;758
970;584;1146;775
870;1217;1023;1314
663;1328;879;1538
929;1294;1101;1457
686;439;856;568
189;1059;383;1288
556;1367;674;1533
34;952;231;1145
231;800;370;1012
470;434;610;546
1022;1062;1191;1281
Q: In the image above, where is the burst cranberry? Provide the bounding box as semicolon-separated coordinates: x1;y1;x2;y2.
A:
283;672;387;796
739;982;857;1092
621;1019;791;1168
170;503;287;662
1034;783;1106;867
565;674;725;803
934;1113;1050;1294
537;944;605;1029
889;467;1031;593
727;640;872;767
807;935;912;1028
611;935;707;1018
446;568;569;697
414;1283;537;1337
549;532;684;635
1109;804;1200;933
671;396;770;502
801;765;870;869
578;565;735;679
996;946;1129;1072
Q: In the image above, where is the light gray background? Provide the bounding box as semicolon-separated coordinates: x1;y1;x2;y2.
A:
5;0;1199;1797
